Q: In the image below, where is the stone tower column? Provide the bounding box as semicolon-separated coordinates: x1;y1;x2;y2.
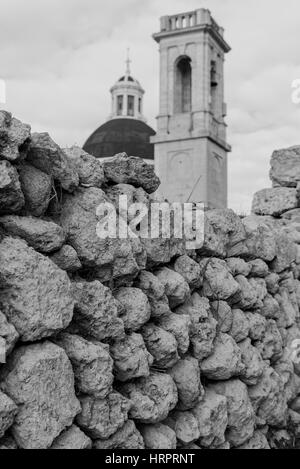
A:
151;8;231;208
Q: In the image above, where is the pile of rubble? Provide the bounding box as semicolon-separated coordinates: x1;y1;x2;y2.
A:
0;110;300;449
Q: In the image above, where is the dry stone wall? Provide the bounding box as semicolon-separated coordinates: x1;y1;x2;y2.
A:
0;110;300;449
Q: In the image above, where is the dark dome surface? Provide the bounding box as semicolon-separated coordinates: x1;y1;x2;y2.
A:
83;118;156;160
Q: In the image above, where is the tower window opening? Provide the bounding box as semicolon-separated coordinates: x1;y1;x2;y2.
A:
117;95;123;115
175;57;192;113
127;95;135;116
210;61;218;117
138;97;142;113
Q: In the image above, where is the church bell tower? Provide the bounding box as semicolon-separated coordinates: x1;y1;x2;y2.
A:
151;8;231;208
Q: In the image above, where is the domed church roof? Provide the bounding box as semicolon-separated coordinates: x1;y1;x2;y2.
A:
83;51;156;160
83;118;155;160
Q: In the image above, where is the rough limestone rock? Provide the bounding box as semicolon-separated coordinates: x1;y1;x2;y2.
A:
275;288;297;328
249;259;269;277
155;267;190;309
102;153;160;194
27;133;79;193
229;309;249;343
0;311;19;357
50;245;82;272
200;258;240;301
77;392;131;440
141;324;179;369
245;312;267;341
157;313;191;356
0;391;18;438
199;209;247;258
238;338;264;386
60;187;143;283
0;342;80;449
139;423;176;449
255;320;283;362
135;270;170;318
110;333;153;382
248;366;288;428
209;379;255;447
232;275;258;310
238;431;270;449
260;294;280;320
173;255;202;290
165;412;200;446
168;358;204;411
0;237;74;342
211;300;233;333
226;257;252;277
119;372;178;424
18;163;52;216
93;420;144;449
0;215;65;253
0;111;30;162
51;425;92;450
114;287;151;332
270;146;300;187
191;390;228;448
271;231;297;273
64;146;105;188
176;294;217;360
53;333;113;399
71;280;124;341
0;160;24;215
200;333;244;381
242;216;276;261
252;188;298;217
265;273;280;294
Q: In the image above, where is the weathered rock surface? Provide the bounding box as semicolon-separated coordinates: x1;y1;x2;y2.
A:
0;311;19;357
110;333;153;382
60;187;143;283
27;133;79;192
64;146;105;188
18;163;52;216
119;372;178;424
51;425;92;449
139;423;176;449
135;270;170;318
0;237;74;341
141;324;179;369
209;379;255;447
200;333;244;380
270;146;300;187
155;267;190;309
173;255;202;290
238;431;270;449
168;358;204;411
242;216;276;261
0;342;80;449
102;153;160;194
200;258;240;301
191;390;228;448
0;160;24;215
114;287;151;332
164;412;200;446
211;300;233;333
0;215;65;253
93;420;144;449
53;333;113;398
238;338;264;386
0;390;18;438
0;111;30;162
50;245;82;272
229;309;249;343
252;188;298;217
71;280;124;341
157;313;190;356
77;392;131;440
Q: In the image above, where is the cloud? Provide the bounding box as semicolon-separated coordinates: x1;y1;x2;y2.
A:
1;0;300;213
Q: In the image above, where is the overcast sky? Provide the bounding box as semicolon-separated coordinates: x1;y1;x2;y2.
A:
1;0;300;213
